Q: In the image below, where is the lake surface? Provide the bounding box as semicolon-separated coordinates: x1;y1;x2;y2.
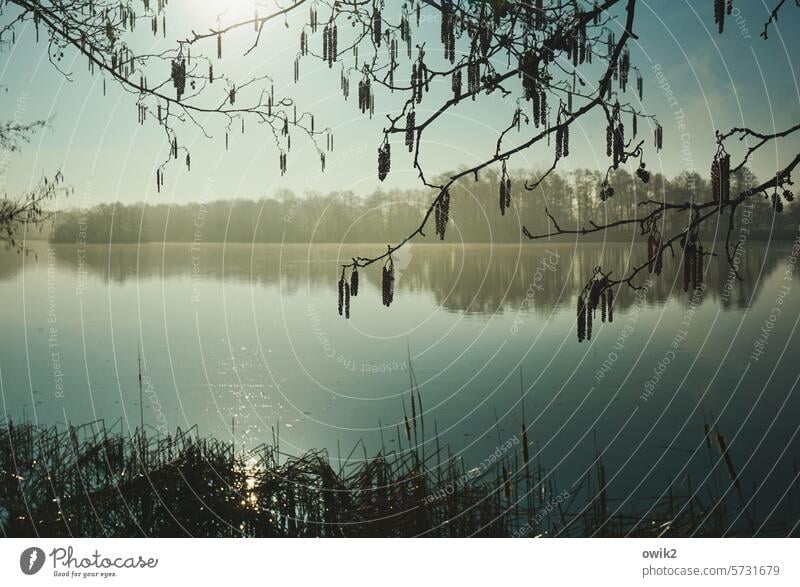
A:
1;241;799;534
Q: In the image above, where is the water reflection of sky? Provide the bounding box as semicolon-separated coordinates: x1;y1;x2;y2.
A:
1;242;798;533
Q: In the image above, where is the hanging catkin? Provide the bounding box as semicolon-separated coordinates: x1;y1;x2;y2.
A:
171;56;186;100
350;267;359;297
467;59;480;96
338;271;345;316
714;0;725;33
344;280;350;319
405;110;415;152
499;161;511;215
435;188;451;240
441;0;455;62
452;70;462;100
586;300;593;341
378;140;391;181
358;75;372;113
613;122;625;168
601;290;607;322
607;287;614;322
696;244;704;287
382;257;395;307
683;241;695;292
372;5;382;47
647;231;663;275
577;295;586;342
711;149;730;202
217;33;222;59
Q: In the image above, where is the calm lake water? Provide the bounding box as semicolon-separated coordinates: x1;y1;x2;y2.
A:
1;241;798;533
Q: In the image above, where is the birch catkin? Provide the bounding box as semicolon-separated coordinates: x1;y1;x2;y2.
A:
382;257;395;307
435;188;451;240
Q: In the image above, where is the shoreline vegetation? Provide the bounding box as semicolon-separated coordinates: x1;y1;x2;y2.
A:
1;416;794;537
44;168;800;245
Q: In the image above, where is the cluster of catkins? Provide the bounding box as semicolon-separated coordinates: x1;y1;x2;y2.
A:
171;56;186;100
520;51;539;100
137;103;147;125
618;49;631;92
681;231;704;291
388;38;399;86
555;114;570;160
499;161;512;215
372;5;383;47
714;0;734;34
452;70;462;100
467;59;481;97
647;230;664;275
435;188;451;239
309;6;319;32
441;0;456;63
338;270;351;319
411;58;430;103
382;257;395;307
339;69;350;100
322;22;337;67
577;278;614;342
654;123;663;151
358;75;373;115
405;110;415;151
378;140;391;181
477;17;492;57
606;103;626;168
564;18;589;66
300;30;308;56
400;6;412;58
532;82;547;128
109;46;136;77
711;148;731;203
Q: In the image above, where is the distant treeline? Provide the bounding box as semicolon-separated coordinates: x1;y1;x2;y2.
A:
50;167;799;244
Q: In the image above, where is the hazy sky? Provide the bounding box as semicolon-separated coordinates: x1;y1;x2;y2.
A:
1;0;799;207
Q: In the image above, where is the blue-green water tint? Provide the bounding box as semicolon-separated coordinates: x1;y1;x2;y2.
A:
1;241;798;533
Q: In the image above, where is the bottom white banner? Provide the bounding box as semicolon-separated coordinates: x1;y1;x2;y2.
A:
0;538;796;586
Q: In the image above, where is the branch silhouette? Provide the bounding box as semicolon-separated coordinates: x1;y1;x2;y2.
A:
1;0;799;337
